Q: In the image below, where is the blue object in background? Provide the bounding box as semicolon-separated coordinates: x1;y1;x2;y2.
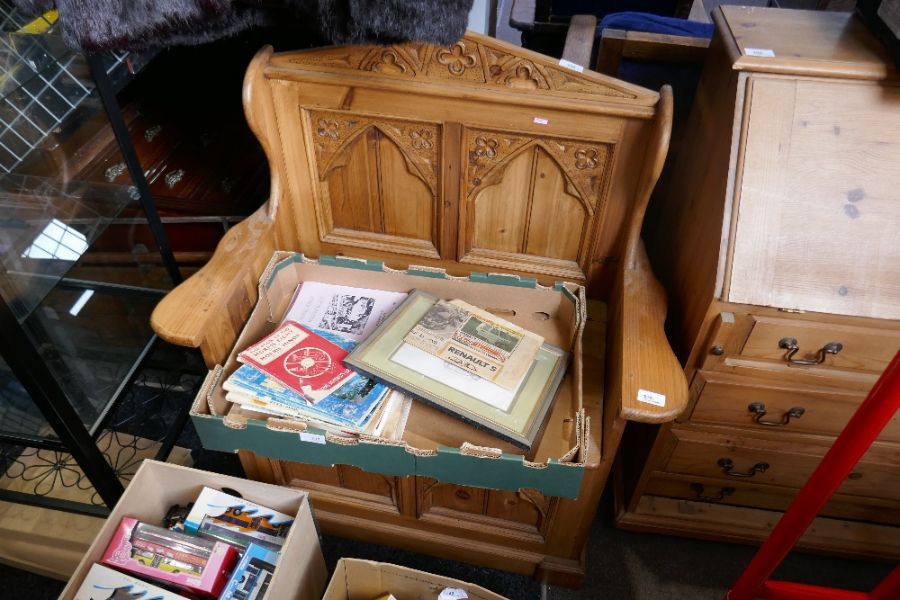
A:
599;11;714;38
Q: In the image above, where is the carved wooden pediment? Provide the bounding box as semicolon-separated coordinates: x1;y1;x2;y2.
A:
274;33;655;102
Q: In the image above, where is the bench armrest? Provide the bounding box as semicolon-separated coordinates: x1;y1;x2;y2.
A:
610;241;688;424
150;206;276;367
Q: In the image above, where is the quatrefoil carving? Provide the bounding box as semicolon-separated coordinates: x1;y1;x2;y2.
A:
574;148;599;170
317;119;339;139
474;137;498;158
437;43;478;75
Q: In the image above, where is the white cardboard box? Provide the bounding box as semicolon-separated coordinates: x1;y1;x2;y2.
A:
323;558;509;600
59;460;327;600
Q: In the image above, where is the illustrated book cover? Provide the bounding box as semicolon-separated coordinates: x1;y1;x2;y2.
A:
237;321;355;403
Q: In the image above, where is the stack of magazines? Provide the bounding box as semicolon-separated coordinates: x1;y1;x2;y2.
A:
222;282;409;436
223;281;570;449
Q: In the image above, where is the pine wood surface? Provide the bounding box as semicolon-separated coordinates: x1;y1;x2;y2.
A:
686;370;900;443
725;76;900;320
151;30;687;584
595;29;711;77
718;6;897;80
625;6;900;557
618;495;900;561
644;472;900;526
662;427;900;499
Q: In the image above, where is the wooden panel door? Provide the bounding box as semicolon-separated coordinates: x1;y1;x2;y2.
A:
726;76;900;320
416;477;554;542
305;110;442;260
458;127;612;282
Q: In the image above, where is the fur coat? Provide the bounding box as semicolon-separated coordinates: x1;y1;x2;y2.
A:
13;0;474;51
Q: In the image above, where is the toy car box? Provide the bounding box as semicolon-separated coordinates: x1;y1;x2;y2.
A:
59;461;327;600
184;486;294;553
73;563;190;600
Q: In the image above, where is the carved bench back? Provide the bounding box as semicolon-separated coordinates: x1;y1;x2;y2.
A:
244;33;668;297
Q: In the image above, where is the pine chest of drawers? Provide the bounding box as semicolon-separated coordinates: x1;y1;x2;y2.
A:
618;6;900;558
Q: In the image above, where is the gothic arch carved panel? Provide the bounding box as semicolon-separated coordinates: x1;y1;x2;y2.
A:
306;110;441;258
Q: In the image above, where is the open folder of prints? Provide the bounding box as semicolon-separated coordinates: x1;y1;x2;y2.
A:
346;289;569;449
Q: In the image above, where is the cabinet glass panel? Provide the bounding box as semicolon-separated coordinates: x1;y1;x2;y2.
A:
0;1;168;440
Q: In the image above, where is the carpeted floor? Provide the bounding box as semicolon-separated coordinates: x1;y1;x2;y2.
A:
1;476;892;600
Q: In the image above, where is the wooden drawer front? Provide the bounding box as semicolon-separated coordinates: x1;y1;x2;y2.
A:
687;371;900;443
644;474;900;526
663;429;900;500
726;76;900;321
702;313;900;387
740;316;899;374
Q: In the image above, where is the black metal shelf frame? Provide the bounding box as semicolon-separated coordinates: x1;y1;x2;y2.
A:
0;45;187;517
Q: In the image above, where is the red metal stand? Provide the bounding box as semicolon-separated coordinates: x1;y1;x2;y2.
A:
726;350;900;600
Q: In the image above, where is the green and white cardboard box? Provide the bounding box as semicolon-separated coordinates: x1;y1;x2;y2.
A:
190;252;590;498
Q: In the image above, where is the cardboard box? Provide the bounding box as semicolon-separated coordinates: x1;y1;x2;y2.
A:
73;563;190;600
59;460;328;600
101;517;237;597
323;558;509;600
191;252;589;498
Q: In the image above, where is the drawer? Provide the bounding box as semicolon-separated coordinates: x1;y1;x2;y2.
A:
662;428;900;501
644;474;900;527
686;371;900;443
700;313;900;389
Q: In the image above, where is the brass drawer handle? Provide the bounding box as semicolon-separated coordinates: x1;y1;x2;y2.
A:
718;458;769;478
690;482;735;503
747;402;805;427
778;337;842;366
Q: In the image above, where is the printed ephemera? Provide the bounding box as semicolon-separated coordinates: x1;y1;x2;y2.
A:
404;299;543;389
283;281;407;342
238;321;354;403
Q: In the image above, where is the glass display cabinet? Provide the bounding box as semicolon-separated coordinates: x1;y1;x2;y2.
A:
0;1;195;517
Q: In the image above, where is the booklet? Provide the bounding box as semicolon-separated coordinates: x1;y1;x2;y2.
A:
237;321;355;403
282;281;408;342
225;327;387;427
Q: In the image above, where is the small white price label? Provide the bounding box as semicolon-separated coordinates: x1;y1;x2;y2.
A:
533;116;549;125
438;588;468;600
299;432;326;444
558;58;585;73
745;47;775;57
637;389;666;407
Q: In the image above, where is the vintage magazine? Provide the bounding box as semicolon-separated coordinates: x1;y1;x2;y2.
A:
282;281;408;342
403;298;542;389
345;289;569;449
237;321;354;402
225;327;387;429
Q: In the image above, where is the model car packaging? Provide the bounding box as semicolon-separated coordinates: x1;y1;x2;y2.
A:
185;486;294;553
74;563;191;600
219;542;280;600
101;517;238;597
237;320;354;402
